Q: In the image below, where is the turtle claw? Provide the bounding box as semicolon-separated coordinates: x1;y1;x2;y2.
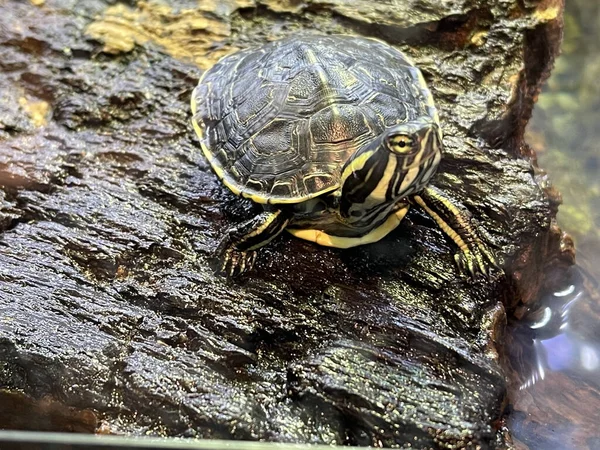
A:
209;210;288;278
454;244;500;280
214;246;257;278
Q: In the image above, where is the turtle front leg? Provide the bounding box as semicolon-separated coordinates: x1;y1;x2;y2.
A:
411;186;500;278
214;209;290;277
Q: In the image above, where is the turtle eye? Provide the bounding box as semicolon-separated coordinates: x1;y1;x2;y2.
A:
386;134;415;153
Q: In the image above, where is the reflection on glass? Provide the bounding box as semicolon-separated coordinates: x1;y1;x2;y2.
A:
508;266;600;448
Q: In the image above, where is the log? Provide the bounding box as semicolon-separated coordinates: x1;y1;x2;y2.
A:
0;0;569;448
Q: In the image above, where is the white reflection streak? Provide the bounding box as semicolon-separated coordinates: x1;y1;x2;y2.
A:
530;307;552;329
558;291;582;330
581;345;599;371
560;292;582;316
519;340;547;390
554;284;576;297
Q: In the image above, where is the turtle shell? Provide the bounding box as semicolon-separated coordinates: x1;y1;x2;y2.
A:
191;34;438;204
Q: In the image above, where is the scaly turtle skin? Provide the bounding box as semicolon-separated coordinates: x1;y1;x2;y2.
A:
191;34;498;277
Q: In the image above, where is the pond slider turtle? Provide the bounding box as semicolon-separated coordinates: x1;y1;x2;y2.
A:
191;34;497;277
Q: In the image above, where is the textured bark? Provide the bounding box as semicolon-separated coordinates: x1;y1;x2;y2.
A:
0;0;568;448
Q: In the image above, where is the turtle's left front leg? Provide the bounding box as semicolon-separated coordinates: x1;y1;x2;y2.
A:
412;186;500;278
215;209;291;277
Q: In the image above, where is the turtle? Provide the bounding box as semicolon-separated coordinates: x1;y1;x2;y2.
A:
190;34;498;277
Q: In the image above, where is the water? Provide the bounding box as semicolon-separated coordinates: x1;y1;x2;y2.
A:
507;1;600;448
507;266;600;449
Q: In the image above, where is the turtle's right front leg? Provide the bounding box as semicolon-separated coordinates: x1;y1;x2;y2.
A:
214;209;290;277
412;185;500;278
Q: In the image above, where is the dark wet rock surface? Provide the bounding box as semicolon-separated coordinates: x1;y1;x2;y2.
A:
0;0;567;447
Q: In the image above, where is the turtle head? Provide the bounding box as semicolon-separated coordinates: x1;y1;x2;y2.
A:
339;117;442;220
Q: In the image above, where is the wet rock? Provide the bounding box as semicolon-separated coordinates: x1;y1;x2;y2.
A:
0;0;567;447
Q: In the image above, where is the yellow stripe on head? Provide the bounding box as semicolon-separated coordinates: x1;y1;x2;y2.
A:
341;149;375;181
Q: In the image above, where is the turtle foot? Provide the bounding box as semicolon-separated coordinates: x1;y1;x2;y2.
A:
213;246;258;278
454;244;502;280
